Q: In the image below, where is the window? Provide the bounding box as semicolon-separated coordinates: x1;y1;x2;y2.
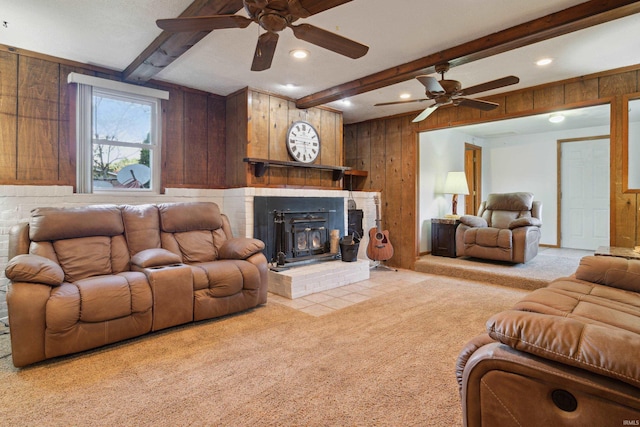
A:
68;73;168;193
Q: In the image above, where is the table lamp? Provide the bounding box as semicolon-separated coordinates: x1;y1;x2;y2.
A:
444;171;470;218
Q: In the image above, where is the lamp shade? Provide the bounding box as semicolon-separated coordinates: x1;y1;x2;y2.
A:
444;171;470;195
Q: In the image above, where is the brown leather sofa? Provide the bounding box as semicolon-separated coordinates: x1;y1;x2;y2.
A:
457;255;640;426
5;202;268;367
455;192;542;263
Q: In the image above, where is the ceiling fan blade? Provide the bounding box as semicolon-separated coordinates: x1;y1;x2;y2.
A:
375;99;429;107
416;75;445;95
156;15;253;33
251;32;279;72
294;0;353;17
290;24;369;59
455;97;499;111
461;76;520;96
412;104;439;123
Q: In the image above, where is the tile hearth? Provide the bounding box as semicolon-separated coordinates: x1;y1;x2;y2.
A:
268;268;427;317
268;260;370;299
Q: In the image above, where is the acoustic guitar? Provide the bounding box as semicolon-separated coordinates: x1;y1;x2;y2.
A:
366;196;394;261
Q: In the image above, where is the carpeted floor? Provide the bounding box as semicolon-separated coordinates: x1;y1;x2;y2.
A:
0;271;529;426
415;247;591;290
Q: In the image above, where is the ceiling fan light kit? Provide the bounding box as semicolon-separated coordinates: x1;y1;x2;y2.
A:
156;0;369;72
377;62;520;123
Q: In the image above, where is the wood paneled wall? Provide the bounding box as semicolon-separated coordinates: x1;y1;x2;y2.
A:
345;64;640;269
226;87;343;188
0;47;226;190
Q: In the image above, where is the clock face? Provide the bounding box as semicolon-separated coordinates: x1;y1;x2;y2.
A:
286;121;320;163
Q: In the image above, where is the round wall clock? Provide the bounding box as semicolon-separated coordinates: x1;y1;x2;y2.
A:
286;121;320;163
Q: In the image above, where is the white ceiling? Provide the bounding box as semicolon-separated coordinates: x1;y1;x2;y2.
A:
2;0;640;124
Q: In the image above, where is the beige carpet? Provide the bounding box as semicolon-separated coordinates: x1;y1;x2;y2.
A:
415;247;590;290
0;273;528;426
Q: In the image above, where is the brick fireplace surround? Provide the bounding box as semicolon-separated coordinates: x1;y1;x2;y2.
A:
0;186;379;318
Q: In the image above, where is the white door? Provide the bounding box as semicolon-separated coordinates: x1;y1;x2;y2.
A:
560;138;610;250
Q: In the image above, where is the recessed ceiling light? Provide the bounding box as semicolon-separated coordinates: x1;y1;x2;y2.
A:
284;83;297;89
549;113;565;123
536;58;553;66
341;99;352;106
290;49;309;59
400;93;411;99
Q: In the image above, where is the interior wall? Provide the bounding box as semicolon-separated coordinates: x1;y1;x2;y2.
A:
418;129;475;252
481;124;610;247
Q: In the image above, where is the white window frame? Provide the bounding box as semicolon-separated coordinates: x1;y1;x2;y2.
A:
68;73;168;193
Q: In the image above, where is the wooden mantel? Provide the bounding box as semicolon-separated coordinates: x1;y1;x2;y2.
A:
244;158;351;181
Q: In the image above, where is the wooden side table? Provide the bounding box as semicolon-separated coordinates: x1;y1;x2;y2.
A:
431;218;460;257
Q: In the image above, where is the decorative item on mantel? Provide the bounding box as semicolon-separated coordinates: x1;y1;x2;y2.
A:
443;171;470;219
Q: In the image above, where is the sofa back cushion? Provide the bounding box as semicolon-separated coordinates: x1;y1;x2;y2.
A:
480;192;535;229
121;204;161;256
28;205;130;282
158;202;228;263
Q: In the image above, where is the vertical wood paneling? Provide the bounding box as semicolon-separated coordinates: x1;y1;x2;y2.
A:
369;121;386;191
269;95;289;185
183;92;208;185
383;117;403;262
599;71;637;97
564;78;598;103
400;116;416;267
225;90;247;187
356;122;371;177
533;85;564;109
17;56;59;181
0;51;18;181
249;91;270;186
505;92;534;113
163;88;185;188
207;95;226;187
319;109;336;188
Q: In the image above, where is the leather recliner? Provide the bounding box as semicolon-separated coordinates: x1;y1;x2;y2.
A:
455;192;542;263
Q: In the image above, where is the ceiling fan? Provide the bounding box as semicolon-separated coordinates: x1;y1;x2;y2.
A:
375;63;520;123
156;0;369;72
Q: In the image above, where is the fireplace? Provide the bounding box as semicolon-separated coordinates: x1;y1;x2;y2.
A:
254;197;344;266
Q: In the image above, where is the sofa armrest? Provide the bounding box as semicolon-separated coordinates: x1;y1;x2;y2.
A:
459;215;487;228
487;309;640;389
131;248;182;268
456;333;495;391
575;255;640;292
218;237;265;260
5;254;64;286
508;217;542;229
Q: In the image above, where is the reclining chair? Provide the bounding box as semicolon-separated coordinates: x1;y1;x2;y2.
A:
455;192;542;263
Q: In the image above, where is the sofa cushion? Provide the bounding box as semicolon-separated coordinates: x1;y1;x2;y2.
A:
218;238;265;260
466;227;512;249
46;272;152;330
487;309;640;389
174;230;218;263
508;217;541;229
131;248;182;268
485;192;533;211
158;202;223;233
30;205;124;241
575;256;640;292
121;204;161;255
54;236;113;282
5;254;64;286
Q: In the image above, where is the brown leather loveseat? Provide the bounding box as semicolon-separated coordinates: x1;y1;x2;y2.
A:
456;255;640;426
455;192;542;263
5;202;268;367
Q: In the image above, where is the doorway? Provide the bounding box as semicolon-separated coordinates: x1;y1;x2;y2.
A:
559;136;610;250
464;143;482;215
